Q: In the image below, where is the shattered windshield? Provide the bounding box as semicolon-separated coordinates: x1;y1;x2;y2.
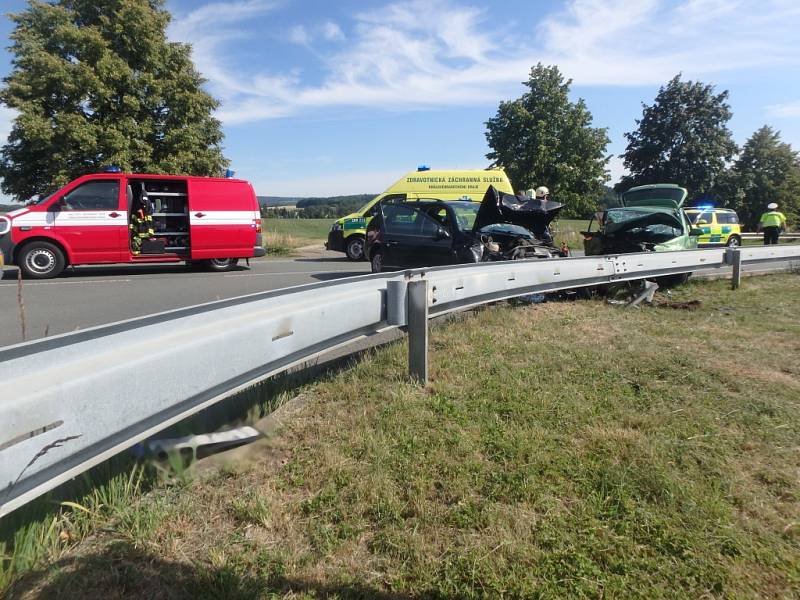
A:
478;223;534;238
448;201;480;231
605;209;683;242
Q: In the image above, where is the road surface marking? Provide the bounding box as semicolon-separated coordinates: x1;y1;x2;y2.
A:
0;279;133;286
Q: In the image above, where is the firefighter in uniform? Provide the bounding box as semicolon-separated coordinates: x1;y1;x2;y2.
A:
757;202;787;245
129;208;154;255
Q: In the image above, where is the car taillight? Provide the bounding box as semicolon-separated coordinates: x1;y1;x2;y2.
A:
254;217;262;233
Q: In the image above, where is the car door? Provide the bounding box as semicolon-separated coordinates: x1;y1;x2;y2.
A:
693;209;715;245
379;204;452;268
52;178;126;263
189;179;258;259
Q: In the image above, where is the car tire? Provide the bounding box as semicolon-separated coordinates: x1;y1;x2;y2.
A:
18;241;66;279
726;235;741;247
205;258;239;272
656;272;691;287
370;250;383;273
345;235;365;261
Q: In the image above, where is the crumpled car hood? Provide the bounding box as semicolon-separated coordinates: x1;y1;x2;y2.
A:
474;186;564;236
602;209;683;235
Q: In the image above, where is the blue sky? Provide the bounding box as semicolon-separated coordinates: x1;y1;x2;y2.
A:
1;0;800;198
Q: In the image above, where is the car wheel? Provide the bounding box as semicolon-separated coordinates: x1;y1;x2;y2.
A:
370;250;383;273
656;272;691;287
205;258;239;272
19;241;66;279
726;235;741;247
345;236;365;261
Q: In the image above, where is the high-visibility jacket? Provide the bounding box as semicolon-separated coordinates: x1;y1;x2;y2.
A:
759;211;786;228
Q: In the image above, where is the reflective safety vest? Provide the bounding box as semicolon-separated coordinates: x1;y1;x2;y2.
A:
759;211;786;228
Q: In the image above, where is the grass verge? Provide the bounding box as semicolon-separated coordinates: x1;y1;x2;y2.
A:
5;274;800;599
261;219;331;256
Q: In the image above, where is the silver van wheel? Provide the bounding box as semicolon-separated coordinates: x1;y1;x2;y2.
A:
19;242;66;279
26;248;56;274
206;258;239;271
345;236;365;261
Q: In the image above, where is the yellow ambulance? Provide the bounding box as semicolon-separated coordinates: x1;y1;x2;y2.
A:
683;206;743;247
326;167;515;260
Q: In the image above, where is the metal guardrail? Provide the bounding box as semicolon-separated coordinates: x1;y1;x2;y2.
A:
1;245;799;517
740;232;800;240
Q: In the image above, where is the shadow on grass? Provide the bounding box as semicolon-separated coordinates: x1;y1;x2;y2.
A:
10;542;415;600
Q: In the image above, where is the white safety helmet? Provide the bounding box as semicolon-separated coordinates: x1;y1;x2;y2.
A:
535;186;549;198
767;202;778;210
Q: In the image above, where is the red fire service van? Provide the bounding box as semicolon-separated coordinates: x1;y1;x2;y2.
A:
0;170;266;279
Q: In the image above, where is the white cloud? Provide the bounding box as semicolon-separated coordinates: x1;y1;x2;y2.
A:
321;21;345;42
288;24;309;45
168;0;800;125
766;101;800;118
606;155;628;186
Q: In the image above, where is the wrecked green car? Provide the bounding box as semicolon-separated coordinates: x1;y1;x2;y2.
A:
583;184;703;255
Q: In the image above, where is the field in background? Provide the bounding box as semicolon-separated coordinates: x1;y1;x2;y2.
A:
5;274;798;599
551;218;587;249
261;218;331;255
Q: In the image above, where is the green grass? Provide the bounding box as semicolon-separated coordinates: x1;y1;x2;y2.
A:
5;274;800;599
550;218;587;250
261;218;331;255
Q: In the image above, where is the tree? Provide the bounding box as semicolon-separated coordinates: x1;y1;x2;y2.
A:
716;126;800;230
0;0;228;201
485;64;610;218
617;75;736;197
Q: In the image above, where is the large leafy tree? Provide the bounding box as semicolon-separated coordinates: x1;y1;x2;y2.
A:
485;64;610;218
0;0;228;201
617;75;736;197
716;126;800;229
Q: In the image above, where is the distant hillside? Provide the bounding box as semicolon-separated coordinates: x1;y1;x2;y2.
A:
257;194;375;208
0;203;23;214
257;196;303;208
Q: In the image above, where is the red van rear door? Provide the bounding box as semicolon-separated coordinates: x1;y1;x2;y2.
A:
188;179;258;259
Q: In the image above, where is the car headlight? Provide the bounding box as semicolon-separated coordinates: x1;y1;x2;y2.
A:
331;222;342;232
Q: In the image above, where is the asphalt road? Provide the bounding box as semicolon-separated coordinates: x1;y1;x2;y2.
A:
1;249;795;349
0;252;371;348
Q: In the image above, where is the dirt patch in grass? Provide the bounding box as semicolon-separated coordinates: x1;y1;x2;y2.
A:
6;274;800;599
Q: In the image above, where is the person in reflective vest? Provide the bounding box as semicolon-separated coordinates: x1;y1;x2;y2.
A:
758;202;787;245
129;209;154;255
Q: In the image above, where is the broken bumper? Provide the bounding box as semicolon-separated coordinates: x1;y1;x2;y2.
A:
326;230;345;252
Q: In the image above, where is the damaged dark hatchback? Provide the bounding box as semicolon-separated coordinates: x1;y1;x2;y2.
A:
365;186;568;273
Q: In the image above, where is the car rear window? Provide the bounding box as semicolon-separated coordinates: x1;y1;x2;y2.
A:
716;212;739;224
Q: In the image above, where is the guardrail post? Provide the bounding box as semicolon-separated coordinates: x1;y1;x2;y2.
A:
731;248;742;290
407;279;428;384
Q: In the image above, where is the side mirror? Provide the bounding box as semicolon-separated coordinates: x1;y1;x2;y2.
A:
696;219;709;225
435;227;451;240
689;228;704;237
